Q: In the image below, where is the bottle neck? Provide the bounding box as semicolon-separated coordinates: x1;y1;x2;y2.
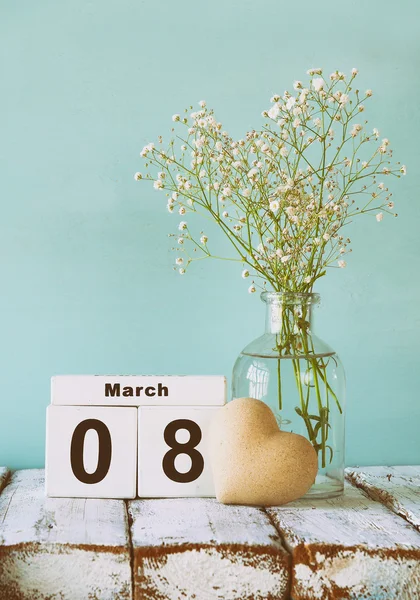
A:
262;292;319;335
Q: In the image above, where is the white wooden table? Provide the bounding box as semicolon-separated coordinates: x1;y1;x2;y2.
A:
0;466;419;599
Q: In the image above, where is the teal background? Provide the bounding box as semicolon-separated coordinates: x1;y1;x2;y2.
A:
0;0;419;469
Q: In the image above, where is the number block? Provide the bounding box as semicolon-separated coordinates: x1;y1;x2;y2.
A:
46;405;137;498
138;407;219;498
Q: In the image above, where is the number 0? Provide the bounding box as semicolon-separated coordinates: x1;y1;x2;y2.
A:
70;419;112;484
162;419;204;483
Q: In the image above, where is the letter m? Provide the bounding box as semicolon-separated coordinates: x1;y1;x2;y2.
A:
105;383;120;397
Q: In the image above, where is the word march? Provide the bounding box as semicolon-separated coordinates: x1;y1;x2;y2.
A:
105;382;169;398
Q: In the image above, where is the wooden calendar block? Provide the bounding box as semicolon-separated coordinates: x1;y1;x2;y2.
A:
138;407;219;498
46;405;137;499
51;375;226;407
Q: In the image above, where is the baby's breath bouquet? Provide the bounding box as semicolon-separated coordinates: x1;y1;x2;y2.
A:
137;68;405;494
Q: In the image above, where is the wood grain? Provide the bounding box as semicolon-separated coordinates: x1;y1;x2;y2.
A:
128;497;291;600
0;467;10;494
346;465;420;532
267;482;420;600
0;469;132;600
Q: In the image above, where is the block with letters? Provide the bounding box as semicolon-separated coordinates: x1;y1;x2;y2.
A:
46;405;137;498
138;406;219;498
51;375;226;407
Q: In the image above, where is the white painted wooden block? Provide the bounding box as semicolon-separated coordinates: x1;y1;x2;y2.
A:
138;407;219;498
46;405;137;499
346;465;420;532
128;498;290;600
51;375;226;406
0;470;132;600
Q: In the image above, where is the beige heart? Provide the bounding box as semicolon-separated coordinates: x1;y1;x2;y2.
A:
208;397;318;506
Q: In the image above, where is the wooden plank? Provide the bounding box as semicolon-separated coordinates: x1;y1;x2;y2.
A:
267;482;420;600
0;469;132;600
346;465;420;532
0;467;10;493
128;497;291;600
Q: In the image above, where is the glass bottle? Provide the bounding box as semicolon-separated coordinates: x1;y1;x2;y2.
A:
232;292;345;498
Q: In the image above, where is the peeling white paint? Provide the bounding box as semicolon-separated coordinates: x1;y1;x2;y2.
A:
141;547;287;600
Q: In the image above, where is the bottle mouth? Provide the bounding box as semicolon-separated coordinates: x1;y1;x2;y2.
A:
261;291;320;306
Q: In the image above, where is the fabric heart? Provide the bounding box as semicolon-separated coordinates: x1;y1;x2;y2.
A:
208;397;318;506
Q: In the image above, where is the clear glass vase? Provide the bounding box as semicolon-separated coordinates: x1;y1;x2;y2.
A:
232;291;345;499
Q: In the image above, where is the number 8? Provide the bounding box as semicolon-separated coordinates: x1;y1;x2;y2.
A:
162;419;204;483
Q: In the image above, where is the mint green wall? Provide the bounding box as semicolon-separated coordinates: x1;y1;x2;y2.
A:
1;0;419;468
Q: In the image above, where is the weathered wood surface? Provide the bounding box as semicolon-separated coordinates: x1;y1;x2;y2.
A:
1;467;420;599
346;465;420;533
128;497;291;600
0;466;10;493
0;469;132;600
267;482;420;600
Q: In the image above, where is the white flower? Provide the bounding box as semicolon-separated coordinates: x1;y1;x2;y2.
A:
382;138;390;146
179;206;186;215
247;168;258;179
248;284;256;293
293;118;301;128
242;269;250;278
269;200;280;212
388;201;394;209
222;211;229;217
158;171;165;179
184;181;192;190
268;103;280;119
299;89;309;103
172;114;181;122
153;179;164;190
175;257;184;265
178;237;184;244
400;165;407;175
293;80;302;90
242;188;251;197
338;260;346;268
358;104;365;112
171;192;179;201
200;235;208;244
270;94;280;102
181;145;187;151
178;221;187;230
313;117;322;129
312;77;325;92
222;186;232;197
215;141;223;151
280;146;288;157
199;169;206;178
307;68;322;75
323;233;330;241
378;182;385;190
304;276;311;283
366;89;373;97
339;94;349;105
199;100;206;108
167;204;174;213
281;255;291;263
179;268;186;275
351;68;359;76
140;142;154;157
376;212;384;222
134;172;142;180
286;96;296;110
